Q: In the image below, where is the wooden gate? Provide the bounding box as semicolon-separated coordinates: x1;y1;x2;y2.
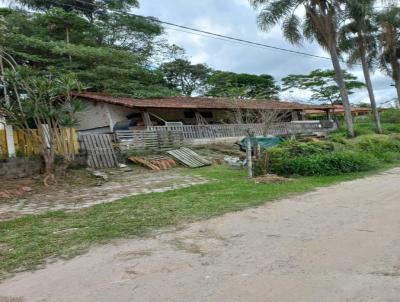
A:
80;134;119;169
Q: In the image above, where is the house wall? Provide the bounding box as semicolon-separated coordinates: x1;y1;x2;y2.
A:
76;100;300;133
0;116;5;130
76;101;236;132
76;101;137;133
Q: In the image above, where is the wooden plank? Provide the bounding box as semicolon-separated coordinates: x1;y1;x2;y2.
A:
98;134;111;168
167;148;211;168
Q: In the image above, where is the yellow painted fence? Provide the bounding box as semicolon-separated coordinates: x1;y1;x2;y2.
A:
0;128;79;158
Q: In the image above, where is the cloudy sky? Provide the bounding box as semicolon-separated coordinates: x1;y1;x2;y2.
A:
1;0;397;106
136;0;396;106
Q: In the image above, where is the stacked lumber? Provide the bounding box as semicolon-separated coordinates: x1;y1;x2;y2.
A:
128;156;177;171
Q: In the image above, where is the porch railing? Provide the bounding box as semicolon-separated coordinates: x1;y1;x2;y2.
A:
147;121;335;140
115;121;336;151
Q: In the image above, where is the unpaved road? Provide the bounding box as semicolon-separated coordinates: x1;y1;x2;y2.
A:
2;169;400;302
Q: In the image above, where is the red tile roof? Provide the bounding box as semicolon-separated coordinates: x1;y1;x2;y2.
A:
306;105;372;115
74;92;328;111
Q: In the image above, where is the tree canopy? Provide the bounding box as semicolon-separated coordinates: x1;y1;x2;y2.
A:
282;69;365;106
206;71;280;99
0;2;178;98
160;59;213;96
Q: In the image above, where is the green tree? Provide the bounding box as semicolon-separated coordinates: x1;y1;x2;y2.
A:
160;59;213;96
206;71;280;99
0;53;84;178
250;0;356;137
282;69;365;107
339;0;382;133
376;5;400;109
14;0;139;22
0;5;177;98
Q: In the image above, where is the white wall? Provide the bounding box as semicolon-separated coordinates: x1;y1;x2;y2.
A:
0;116;5;129
76;101;110;131
76;101;139;132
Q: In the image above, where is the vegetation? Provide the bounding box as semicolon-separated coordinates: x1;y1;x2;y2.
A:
0;164;393;277
0;3;178;98
376;5;400;109
263;129;400;176
0;52;83;179
282;69;365;106
250;0;356;137
339;0;383;133
160;59;213;96
206;71;280;99
381;108;400;123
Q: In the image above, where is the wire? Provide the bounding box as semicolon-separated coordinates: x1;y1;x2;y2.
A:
28;0;335;62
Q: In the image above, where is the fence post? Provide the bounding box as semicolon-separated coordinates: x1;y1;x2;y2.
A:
246;136;253;178
5;124;16;157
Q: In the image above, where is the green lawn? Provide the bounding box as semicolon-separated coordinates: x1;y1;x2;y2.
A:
0;165;394;278
332;121;400;137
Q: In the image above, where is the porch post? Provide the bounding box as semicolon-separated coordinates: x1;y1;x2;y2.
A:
291;110;299;121
234;109;243;124
5;124;16;157
142;111;153;127
195;111;207;125
325;109;333;120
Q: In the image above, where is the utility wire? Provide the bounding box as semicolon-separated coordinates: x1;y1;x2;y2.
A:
35;0;334;62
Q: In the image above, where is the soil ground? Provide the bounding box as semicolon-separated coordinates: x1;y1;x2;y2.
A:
0;167;207;221
1;168;400;302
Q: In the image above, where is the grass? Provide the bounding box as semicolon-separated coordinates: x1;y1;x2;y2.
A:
0;164;395;278
331;121;400;137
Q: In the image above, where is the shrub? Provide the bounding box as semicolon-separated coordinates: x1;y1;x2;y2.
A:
381;109;400;123
383;124;400;134
353;134;400;155
268;140;337;160
271;151;380;176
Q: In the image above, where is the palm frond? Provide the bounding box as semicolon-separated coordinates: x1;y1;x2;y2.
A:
282;13;302;44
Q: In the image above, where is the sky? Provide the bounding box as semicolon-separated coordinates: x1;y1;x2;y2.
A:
0;0;397;106
136;0;396;106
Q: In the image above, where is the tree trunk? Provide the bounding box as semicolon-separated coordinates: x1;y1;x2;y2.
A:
329;46;355;137
392;59;400;109
65;26;72;64
358;35;383;133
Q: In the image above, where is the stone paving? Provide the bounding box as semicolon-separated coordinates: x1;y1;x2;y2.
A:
0;170;208;221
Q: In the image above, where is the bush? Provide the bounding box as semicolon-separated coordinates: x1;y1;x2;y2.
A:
381;109;400;123
271;151;380;176
268;140;337;160
353;134;400;154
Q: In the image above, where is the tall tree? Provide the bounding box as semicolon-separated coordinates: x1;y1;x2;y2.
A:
376;5;400;109
339;0;383;133
282;69;365;107
14;0;139;22
206;71;280;99
0;4;177;98
160;59;213;96
250;0;356;137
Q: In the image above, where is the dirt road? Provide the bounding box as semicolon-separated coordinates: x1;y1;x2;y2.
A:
2;169;400;302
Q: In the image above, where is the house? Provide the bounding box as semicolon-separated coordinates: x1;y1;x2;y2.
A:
305;105;373;118
74;92;333;135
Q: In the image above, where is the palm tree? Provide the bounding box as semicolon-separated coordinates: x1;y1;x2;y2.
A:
376;5;400;109
339;0;383;133
249;0;355;137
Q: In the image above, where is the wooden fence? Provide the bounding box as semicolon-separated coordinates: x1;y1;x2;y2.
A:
0;128;79;158
116;121;336;151
79;134;119;169
147;121;334;140
116;130;184;151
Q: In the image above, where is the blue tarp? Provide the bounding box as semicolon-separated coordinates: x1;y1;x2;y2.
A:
239;136;284;151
